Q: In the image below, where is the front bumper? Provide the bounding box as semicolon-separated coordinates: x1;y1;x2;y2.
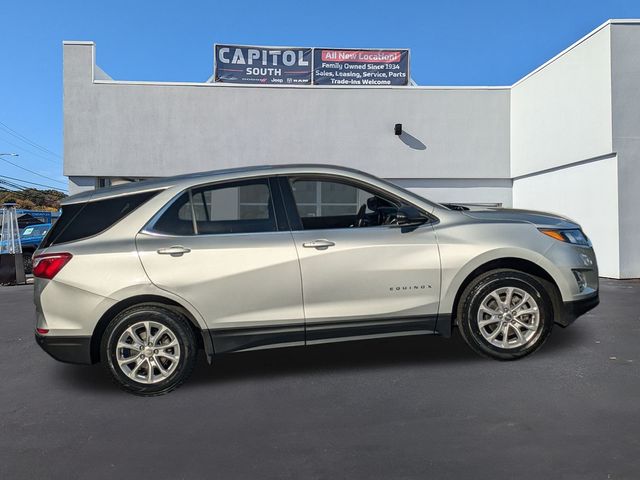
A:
556;292;600;327
35;333;93;365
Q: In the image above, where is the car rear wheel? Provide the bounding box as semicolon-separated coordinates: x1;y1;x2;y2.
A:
101;305;198;396
457;269;554;360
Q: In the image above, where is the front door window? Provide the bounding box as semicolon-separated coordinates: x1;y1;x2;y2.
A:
289;178;400;230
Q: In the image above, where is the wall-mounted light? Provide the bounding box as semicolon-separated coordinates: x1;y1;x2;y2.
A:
394;123;402;135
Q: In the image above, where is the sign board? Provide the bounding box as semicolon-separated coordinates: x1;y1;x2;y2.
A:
313;48;410;86
214;44;312;85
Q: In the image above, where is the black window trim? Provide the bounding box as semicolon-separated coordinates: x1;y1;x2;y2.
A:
144;175;288;237
279;173;438;232
277;176;303;231
42;188;165;248
187;189;199;234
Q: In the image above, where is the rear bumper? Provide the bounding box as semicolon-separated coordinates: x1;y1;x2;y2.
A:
556;292;600;327
35;333;93;365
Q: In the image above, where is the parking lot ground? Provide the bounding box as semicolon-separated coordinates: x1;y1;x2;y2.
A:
1;279;639;479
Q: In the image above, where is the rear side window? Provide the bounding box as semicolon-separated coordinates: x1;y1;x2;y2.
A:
42;190;160;247
152;179;277;235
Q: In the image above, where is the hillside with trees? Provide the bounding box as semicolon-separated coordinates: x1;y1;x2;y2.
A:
0;188;67;211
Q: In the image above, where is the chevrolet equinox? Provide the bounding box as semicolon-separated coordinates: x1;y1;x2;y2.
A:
33;165;599;395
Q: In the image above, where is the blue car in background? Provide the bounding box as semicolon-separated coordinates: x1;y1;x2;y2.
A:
0;223;51;273
20;223;51;270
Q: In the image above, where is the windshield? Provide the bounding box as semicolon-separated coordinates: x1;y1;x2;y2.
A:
21;225;50;238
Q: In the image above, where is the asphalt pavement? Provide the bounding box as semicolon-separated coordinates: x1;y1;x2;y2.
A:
1;279;639;479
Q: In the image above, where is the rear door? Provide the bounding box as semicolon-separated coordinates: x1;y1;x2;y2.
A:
280;176;441;343
136;177;305;353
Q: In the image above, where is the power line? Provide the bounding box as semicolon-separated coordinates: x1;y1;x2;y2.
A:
0;181;66;207
0;183;37;204
0;133;61;165
0;120;62;159
0;178;28;191
0;174;66;190
0;156;67;186
0;174;67;191
0;180;30;201
0;178;68;203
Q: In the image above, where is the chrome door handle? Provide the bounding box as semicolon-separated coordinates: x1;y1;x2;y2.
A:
302;239;335;250
157;246;191;256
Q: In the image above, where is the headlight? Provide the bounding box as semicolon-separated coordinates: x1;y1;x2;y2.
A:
539;228;591;246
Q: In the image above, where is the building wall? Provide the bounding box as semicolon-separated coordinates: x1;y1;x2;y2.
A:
611;23;640;279
510;22;623;278
63;43;511;182
513;156;620;278
391;178;512;207
68;176;514;206
510;24;613;177
68;176;95;194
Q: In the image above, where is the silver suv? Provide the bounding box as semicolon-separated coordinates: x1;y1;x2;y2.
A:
34;165;599;395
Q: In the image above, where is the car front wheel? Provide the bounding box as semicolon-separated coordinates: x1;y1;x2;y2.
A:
101;305;198;396
457;269;554;360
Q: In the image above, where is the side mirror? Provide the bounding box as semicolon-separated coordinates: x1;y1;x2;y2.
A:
395;206;429;228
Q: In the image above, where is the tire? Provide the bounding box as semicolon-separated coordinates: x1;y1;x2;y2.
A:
101;305;198;396
457;269;554;361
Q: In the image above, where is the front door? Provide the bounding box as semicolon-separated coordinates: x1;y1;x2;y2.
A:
280;176;441;343
136;177;304;353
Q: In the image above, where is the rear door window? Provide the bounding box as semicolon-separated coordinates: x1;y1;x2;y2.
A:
151;179;278;235
41;190;160;247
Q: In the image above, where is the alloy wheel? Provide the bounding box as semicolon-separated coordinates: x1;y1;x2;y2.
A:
115;321;181;384
476;286;541;349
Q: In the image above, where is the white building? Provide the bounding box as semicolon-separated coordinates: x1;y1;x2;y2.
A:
63;20;640;279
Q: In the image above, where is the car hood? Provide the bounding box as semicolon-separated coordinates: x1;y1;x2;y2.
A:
461;207;580;229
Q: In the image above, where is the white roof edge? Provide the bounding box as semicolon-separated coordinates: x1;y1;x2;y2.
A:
609;19;640;24
63;40;95;46
92;79;509;90
512;19;619;87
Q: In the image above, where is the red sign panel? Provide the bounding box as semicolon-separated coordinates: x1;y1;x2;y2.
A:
320;50;403;63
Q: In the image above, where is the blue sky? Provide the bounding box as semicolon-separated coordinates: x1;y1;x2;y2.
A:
1;0;639;192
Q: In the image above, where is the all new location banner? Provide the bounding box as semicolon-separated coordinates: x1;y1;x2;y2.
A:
213;44;411;86
214;44;312;85
313;48;410;86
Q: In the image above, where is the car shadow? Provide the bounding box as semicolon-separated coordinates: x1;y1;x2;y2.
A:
540;321;590;354
189;325;587;386
55;325;586;392
189;332;480;386
54;362;116;393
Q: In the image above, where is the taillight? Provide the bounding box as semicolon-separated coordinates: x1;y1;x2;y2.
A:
36;328;49;335
32;253;73;279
